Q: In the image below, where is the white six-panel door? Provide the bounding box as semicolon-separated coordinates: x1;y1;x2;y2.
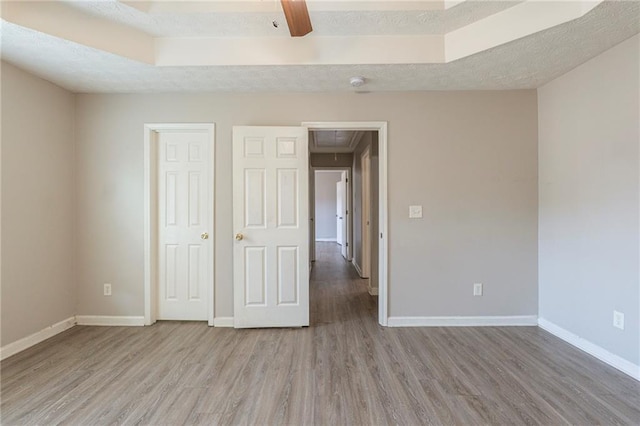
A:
233;126;309;328
158;130;211;320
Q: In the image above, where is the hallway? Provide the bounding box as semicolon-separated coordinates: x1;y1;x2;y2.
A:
310;242;376;326
1;244;639;424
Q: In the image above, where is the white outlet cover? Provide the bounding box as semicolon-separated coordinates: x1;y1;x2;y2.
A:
613;311;624;330
409;205;423;219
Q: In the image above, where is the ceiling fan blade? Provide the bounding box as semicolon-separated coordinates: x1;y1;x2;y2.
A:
280;0;313;37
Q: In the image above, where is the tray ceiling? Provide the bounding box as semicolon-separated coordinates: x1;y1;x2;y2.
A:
1;1;638;93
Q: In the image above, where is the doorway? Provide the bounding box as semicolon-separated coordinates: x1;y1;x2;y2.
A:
143;123;216;326
310;168;351;265
304;122;388;326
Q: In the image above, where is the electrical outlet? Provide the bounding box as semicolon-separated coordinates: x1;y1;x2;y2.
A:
104;283;112;296
613;311;624;330
473;283;483;296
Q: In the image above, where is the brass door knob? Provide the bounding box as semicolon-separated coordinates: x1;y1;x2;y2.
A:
235;233;244;241
201;232;209;240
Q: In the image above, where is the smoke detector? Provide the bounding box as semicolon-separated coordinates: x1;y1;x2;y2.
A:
349;76;366;87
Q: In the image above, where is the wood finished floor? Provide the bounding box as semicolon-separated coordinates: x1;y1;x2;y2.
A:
2;242;639;425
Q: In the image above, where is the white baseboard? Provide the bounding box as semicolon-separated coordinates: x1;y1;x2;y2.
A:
213;317;234;327
368;287;379;296
538;318;640;381
76;315;145;326
0;316;76;361
387;315;538;327
352;260;364;277
315;238;337;242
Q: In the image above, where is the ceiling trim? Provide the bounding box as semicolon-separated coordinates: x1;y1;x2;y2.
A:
1;1;154;64
445;0;601;61
2;0;635;93
444;0;468;10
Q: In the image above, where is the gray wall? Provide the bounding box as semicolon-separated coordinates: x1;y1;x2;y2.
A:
314;171;342;240
73;89;538;319
538;34;640;365
1;62;76;346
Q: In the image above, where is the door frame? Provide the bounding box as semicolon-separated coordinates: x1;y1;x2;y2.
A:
310;167;352;262
143;123;216;326
337;171;348;254
302;121;389;327
360;146;371;278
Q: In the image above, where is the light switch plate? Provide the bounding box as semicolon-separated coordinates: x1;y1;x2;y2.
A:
409;205;423;219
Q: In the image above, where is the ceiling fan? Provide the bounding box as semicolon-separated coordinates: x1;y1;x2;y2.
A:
280;0;313;37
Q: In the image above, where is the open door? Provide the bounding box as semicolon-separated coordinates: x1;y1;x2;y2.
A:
232;126;309;328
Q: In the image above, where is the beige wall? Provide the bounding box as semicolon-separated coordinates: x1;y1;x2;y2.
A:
1;62;76;346
538;34;640;365
74;90;538;319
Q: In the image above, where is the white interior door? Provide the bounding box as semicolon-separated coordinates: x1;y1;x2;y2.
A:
158;130;211;320
233;126;309;328
362;148;371;278
339;172;348;259
336;181;343;246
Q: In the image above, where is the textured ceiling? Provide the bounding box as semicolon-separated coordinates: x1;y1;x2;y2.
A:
310;131;364;153
1;1;639;93
62;0;521;37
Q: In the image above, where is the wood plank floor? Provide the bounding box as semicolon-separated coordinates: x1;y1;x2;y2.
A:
2;242;639;425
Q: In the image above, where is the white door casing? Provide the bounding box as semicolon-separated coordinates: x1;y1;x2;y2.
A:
336;180;343;246
303;121;388;327
157;130;211;321
339;171;348;259
233;126;309;328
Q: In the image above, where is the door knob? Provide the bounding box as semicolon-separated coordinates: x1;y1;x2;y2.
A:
201;232;209;240
235;233;244;241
